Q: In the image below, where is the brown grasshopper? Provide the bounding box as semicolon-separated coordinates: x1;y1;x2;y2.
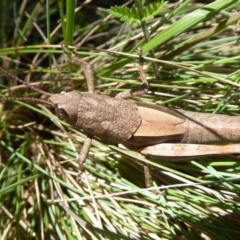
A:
1;48;240;174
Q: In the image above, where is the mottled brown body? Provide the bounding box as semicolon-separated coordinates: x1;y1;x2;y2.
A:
49;90;142;142
49;91;240;152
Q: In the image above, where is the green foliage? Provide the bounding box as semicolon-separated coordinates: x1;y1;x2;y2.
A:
110;0;167;26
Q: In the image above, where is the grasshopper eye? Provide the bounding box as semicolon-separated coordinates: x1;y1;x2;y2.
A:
56;105;68;121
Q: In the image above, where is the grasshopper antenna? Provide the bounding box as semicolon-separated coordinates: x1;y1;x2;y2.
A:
0;96;54;107
0;67;54;107
0;67;53;96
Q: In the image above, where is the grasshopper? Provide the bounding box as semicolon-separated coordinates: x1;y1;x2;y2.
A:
1;47;240;174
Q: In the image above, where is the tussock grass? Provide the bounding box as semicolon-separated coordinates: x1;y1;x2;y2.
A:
1;0;240;239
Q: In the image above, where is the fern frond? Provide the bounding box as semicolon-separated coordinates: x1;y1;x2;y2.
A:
110;6;140;26
110;0;166;26
142;1;167;21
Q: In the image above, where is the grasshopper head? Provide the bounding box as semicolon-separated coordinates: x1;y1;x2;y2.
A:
49;90;82;124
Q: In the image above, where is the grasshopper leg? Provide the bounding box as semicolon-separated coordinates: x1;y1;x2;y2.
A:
116;47;149;99
62;45;96;177
116;47;154;187
62;45;95;93
77;135;93;179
